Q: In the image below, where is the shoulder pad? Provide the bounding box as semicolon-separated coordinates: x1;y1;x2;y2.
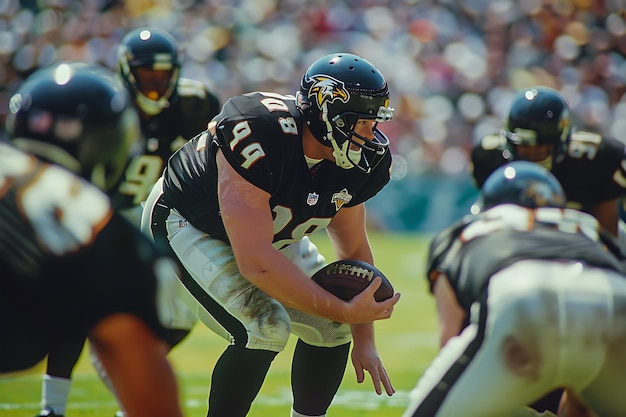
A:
569;130;602;145
479;133;508;150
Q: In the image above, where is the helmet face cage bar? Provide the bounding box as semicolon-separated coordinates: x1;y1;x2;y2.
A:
331;111;392;172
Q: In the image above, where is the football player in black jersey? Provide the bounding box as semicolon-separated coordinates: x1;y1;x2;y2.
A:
142;52;401;417
35;28;221;417
404;161;626;417
1;62;184;417
112;26;221;217
471;86;626;238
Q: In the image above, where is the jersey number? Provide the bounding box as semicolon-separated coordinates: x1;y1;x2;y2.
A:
228;93;299;170
23;166;111;255
272;205;331;249
117;155;164;204
567;131;601;160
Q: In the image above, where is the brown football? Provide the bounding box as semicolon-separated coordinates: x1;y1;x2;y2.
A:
311;259;394;302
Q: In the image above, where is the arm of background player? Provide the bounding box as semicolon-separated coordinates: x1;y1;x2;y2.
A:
432;272;466;348
216;150;398;324
590;197;619;237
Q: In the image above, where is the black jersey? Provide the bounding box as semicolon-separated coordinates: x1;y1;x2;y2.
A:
426;204;626;313
112;78;221;209
471;131;626;212
162;91;392;249
0;143;168;372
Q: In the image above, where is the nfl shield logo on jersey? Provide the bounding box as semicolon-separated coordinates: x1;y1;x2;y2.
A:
307;192;319;206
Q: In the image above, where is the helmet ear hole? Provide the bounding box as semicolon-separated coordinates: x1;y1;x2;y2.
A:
332;115;344;128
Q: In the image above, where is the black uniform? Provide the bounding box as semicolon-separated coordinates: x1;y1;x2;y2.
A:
427;206;626;313
0;143;168;372
162;92;391;246
471;131;626;212
112;78;221;209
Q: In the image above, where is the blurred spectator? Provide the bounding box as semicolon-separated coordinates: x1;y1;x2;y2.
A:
3;0;626;230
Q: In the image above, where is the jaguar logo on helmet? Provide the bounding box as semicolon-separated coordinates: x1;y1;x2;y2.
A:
306;75;350;110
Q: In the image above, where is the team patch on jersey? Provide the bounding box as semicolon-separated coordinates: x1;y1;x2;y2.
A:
331;188;353;211
307;192;319;206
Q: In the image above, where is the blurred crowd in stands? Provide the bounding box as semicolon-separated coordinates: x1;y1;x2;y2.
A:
3;0;626;180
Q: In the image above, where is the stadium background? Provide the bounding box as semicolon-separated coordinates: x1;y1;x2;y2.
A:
4;0;626;231
2;0;626;415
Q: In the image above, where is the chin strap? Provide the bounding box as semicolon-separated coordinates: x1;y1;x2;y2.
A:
329;138;364;170
136;92;170;116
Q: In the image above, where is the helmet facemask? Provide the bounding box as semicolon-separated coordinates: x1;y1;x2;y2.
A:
328;107;393;172
120;54;180;116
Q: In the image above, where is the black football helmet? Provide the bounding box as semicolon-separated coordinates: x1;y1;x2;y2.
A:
474;161;566;212
118;27;181;116
296;53;394;173
5;61;142;191
503;86;571;170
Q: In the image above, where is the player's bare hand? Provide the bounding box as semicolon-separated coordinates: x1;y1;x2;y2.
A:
351;341;395;396
346;276;401;323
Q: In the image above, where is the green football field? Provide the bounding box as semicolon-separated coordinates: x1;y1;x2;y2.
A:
0;231;440;417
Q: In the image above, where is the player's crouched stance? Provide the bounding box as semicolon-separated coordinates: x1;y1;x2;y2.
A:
404;161;626;417
141;53;400;417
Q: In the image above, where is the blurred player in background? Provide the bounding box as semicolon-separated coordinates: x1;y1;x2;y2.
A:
404;161;626;417
112;26;221;220
471;86;626;238
1;61;184;417
141;52;401;417
34;27;221;417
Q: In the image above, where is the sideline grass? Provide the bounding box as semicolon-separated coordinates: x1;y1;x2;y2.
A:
0;231;439;417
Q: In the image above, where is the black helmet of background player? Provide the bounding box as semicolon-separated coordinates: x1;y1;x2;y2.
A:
296;53;394;173
473;160;566;213
5;61;141;191
118;27;181;116
503;86;571;170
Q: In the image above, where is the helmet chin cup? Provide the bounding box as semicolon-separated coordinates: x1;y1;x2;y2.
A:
136;91;170;115
331;139;358;170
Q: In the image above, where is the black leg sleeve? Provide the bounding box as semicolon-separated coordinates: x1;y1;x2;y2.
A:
291;340;351;416
207;345;278;417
